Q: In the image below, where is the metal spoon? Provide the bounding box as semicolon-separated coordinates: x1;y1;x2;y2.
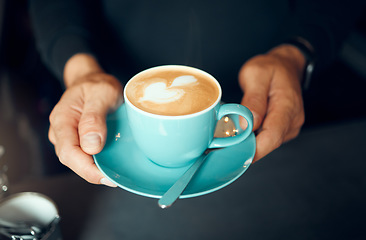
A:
158;116;237;208
0;216;59;239
0;220;42;239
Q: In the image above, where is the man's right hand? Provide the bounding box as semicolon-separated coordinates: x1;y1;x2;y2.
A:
48;54;123;186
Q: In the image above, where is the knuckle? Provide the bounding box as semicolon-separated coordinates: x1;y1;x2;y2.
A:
292;128;301;138
81;78;123;109
57;146;75;166
273;137;282;149
48;129;56;144
296;112;305;128
244;60;271;75
83;77;120;92
49;105;66;127
246;95;266;110
49;107;58;124
285;128;301;142
57;147;69;165
272;131;285;149
289;105;305;129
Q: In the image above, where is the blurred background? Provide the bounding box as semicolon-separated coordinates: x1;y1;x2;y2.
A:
0;0;67;185
0;0;365;239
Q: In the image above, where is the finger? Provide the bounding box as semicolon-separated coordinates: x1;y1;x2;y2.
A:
79;84;122;155
54;117;116;187
50;93;116;187
252;103;292;162
239;63;272;131
51;105;98;181
57;143;108;185
254;115;302;162
253;124;285;163
57;143;117;187
283;126;302;143
78;111;106;156
253;126;300;163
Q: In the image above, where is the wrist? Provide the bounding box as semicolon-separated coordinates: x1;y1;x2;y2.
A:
63;53;104;87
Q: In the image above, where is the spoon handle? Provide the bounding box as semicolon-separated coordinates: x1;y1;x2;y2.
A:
158;154;208;209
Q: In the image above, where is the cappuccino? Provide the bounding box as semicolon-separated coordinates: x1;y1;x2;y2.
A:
125;66;220;116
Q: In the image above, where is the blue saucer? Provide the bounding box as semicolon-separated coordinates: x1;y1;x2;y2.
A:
93;105;256;199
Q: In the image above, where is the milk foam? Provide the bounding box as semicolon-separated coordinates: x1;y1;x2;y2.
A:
170;75;197;87
139;75;197;104
126;68;219;116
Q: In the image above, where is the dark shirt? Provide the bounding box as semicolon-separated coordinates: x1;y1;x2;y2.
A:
29;0;365;102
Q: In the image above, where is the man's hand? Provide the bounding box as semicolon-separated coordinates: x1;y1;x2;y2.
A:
48;54;123;186
239;45;306;162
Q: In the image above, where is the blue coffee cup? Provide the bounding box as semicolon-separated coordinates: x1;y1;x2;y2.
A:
124;65;253;167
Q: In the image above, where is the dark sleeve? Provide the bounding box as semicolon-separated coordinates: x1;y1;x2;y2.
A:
278;0;366;71
29;0;100;81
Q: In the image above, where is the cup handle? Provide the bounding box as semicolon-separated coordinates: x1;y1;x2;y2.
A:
208;104;253;149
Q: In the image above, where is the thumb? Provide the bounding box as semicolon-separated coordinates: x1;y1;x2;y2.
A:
78;105;108;155
239;63;271;131
79;91;121;155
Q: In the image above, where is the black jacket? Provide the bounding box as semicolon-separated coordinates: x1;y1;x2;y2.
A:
29;0;365;101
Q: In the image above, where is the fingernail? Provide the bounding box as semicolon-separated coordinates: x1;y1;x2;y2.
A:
100;178;117;187
240;116;248;130
82;132;102;149
240;111;259;130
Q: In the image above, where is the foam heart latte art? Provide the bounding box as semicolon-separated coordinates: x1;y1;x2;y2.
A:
126;68;220;116
138;75;197;103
